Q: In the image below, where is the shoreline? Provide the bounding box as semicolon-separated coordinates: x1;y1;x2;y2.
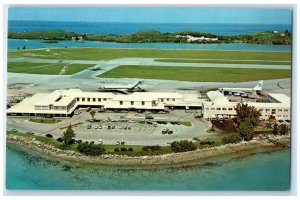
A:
6;134;290;167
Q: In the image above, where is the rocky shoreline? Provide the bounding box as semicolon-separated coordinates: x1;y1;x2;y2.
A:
6;134;290;167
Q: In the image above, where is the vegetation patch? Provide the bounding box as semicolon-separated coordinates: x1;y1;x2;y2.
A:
59;122;83;130
29;118;62;124
180;121;192;127
155;58;291;66
98;65;291;82
7;62;93;75
8;48;291;62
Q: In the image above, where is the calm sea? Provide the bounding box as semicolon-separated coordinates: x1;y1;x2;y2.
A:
7;21;292;51
6;145;290;190
8;20;292;36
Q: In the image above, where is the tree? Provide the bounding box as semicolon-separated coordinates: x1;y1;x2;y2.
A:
61;124;76;145
17;47;20;50
235;103;261;127
237;121;254;141
273;123;279;135
279;124;289;135
89;110;96;120
22;45;26;50
170;140;197;152
222;133;242;144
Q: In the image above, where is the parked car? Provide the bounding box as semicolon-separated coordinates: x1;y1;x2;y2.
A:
145;115;154;120
26;130;34;135
11;128;18;132
94;125;98;129
87;124;92;129
98;139;103;144
168;130;173;134
162;128;169;134
116;141;120;145
129;120;136;123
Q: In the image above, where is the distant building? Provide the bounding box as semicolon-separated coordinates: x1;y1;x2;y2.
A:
202;91;290;121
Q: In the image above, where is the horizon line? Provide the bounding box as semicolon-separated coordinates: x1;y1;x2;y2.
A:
8;19;292;25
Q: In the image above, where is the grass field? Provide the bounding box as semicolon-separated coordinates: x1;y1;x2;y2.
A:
155;58;291;65
29;118;62;124
7;62;92;75
8;48;291;61
98;65;291;82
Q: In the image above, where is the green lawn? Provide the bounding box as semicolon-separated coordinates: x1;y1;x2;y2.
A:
7;62;93;75
98;65;291;82
28;118;62;124
155;58;291;65
8;48;291;61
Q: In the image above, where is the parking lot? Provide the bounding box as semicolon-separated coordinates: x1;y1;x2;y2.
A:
7;109;219;146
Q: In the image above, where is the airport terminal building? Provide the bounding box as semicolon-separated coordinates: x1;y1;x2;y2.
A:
202;91;291;121
7;89;291;121
7;89;203;117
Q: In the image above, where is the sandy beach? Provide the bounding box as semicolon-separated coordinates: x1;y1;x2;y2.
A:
6;134;290;167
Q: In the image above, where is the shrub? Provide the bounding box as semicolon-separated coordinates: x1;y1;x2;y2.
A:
222;133;242;144
77;141;105;156
114;148;120;152
142;145;161;151
237;121;254;141
279;124;289;135
170;140;197;153
200;141;215;145
56;137;63;142
120;147;127;152
77;140;82;144
45;134;53;138
128;148;133;152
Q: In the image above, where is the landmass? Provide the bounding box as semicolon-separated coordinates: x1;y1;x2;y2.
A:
8;29;292;45
6;132;290;167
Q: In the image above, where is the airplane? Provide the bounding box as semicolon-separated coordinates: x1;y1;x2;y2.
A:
218;80;264;96
98;81;143;93
88;65;101;71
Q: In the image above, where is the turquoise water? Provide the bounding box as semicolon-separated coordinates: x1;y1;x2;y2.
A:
6;145;290;190
8;39;291;51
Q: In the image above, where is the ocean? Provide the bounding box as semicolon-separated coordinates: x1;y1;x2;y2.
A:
7;21;292;51
8;20;292;36
6;145;290;190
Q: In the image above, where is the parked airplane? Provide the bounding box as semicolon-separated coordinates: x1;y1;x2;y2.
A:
98;81;143;93
218;80;264;96
88;65;101;71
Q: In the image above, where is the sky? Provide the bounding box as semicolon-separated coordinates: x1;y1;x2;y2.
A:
8;7;292;24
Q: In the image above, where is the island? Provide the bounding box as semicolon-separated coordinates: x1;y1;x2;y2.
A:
8;29;292;45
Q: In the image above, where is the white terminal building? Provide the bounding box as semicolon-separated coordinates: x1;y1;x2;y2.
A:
7;89;290;121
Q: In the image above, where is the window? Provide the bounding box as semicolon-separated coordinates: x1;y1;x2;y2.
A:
93;98;96;102
167;98;169;101
103;98;107;101
87;98;90;102
222;108;226;110
272;109;276;112
142;101;145;106
217;108;221;110
77;98;80;101
98;98;101;102
131;101;134;105
161;98;164;102
120;101;123;105
172;99;175;101
284;109;288;112
211;108;215;110
82;98;85;102
205;108;209;110
266;109;270;112
228;108;233;110
278;115;281;117
278;109;282;112
259;109;263;112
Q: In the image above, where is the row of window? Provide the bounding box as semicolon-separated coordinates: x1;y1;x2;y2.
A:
262;109;289;112
161;98;176;102
77;97;107;102
120;101;145;106
206;107;234;111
